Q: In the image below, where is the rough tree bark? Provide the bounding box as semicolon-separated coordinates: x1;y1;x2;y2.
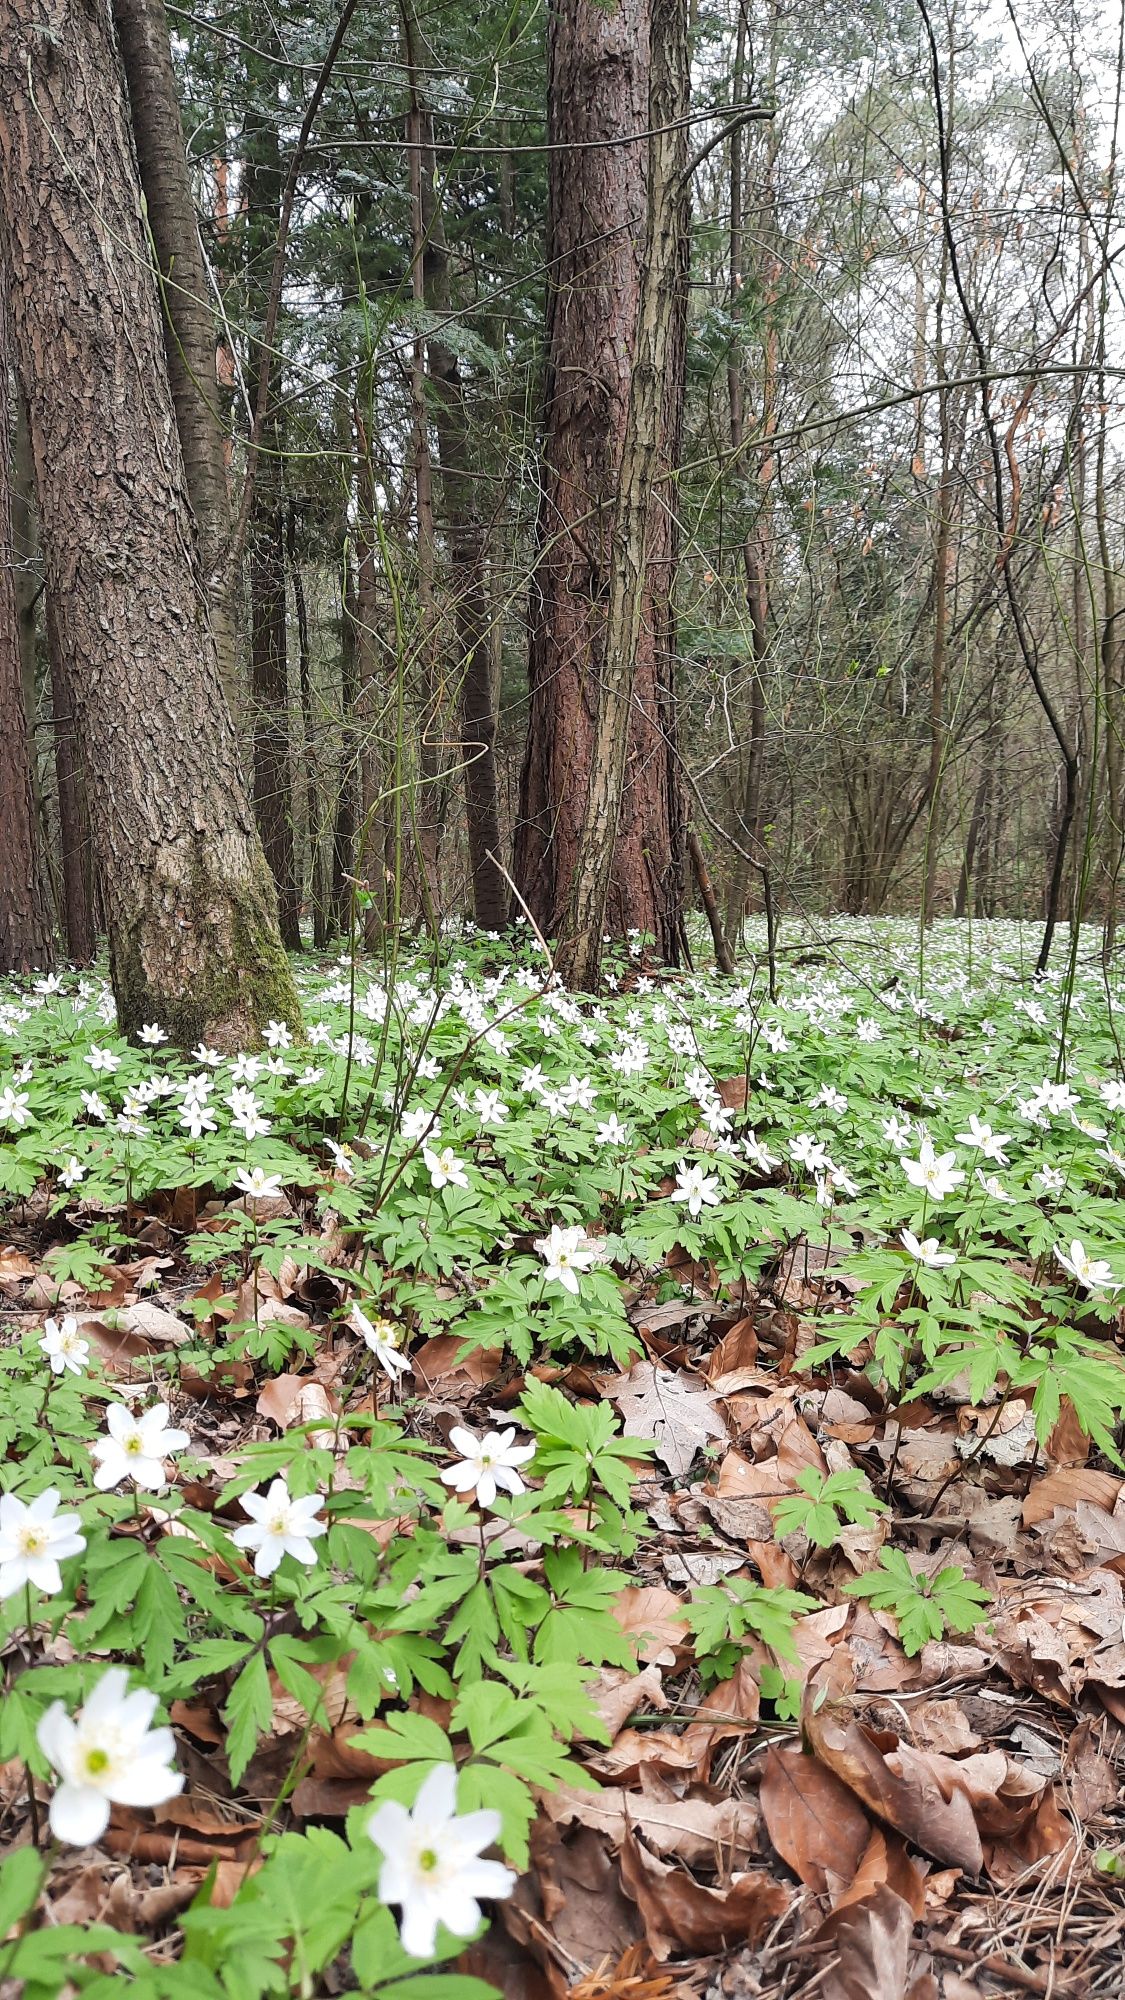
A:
514;0;685;967
0;266;53;972
244;94;300;949
47;596;96;964
0;0;299;1043
112;0;238;703
402;0;506;931
551;0;689;988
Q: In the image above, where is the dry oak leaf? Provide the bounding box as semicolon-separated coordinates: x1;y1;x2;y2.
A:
818;1883;914;2000
617;1823;790;1961
610;1586;688;1667
540;1784;760;1866
803;1698;984;1875
608;1363;728;1477
759;1745;870;1895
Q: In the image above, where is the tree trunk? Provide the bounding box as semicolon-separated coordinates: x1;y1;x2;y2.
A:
287;501;329;949
0;0;298;1043
47;595;95;964
551;0;689;987
402;0;505;930
331;548;359;936
112;0;238;705
244;106;300;949
514;0;684;965
0;266;53;971
724;5;778;938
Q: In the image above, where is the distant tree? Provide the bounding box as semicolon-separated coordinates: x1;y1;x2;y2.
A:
514;0;686;969
113;0;238;704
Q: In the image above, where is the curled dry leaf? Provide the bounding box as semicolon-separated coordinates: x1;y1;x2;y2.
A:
584;1664;668;1740
256;1372;339;1447
758;1744;870;1896
617;1823;791;1961
540;1783;760;1866
818;1883;914;2000
803;1696;984;1875
830;1828;927;1918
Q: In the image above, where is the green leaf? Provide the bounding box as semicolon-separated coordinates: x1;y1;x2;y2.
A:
223;1651;273;1786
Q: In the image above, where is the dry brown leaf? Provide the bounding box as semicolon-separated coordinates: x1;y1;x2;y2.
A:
412;1334;501;1386
501;1820;642;1991
257;1373;339;1445
540;1783;759;1865
705;1316;759;1379
585;1665;668;1740
0;1245;35;1286
759;1745;870;1894
818;1884;914;2000
830;1828;927;1917
803;1698;984;1874
610;1586;688;1667
902;1701;979;1757
617;1824;790;1960
1023;1465;1122;1526
608;1363;729;1477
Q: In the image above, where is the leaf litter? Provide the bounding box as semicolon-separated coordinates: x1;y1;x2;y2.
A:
2;922;1125;1997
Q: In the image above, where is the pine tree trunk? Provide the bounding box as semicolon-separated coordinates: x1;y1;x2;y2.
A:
0;0;299;1043
47;596;96;965
112;0;238;704
244;107;300;949
402;0;506;930
0;267;53;972
331;549;359;936
515;0;685;964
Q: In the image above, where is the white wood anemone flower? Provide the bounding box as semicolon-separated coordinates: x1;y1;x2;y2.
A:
0;1488;86;1600
367;1763;516;1959
349;1304;413;1382
230;1476;328;1577
533;1222;599;1295
39;1315;90;1376
440;1425;535;1511
36;1666;183;1847
1055;1238;1120;1297
90;1402;190;1493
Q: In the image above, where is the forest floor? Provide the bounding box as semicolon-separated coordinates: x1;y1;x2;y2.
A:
2;916;1125;1999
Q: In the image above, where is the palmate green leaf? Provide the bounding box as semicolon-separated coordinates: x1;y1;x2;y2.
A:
133;1559;186;1677
534;1550;637;1668
845;1551;990;1656
772;1466;886;1547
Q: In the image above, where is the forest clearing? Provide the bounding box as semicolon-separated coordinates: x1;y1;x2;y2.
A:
2;0;1125;1987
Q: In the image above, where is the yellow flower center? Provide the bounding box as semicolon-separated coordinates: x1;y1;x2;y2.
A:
84;1747;110;1777
18;1526;47;1556
418;1847;439;1873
